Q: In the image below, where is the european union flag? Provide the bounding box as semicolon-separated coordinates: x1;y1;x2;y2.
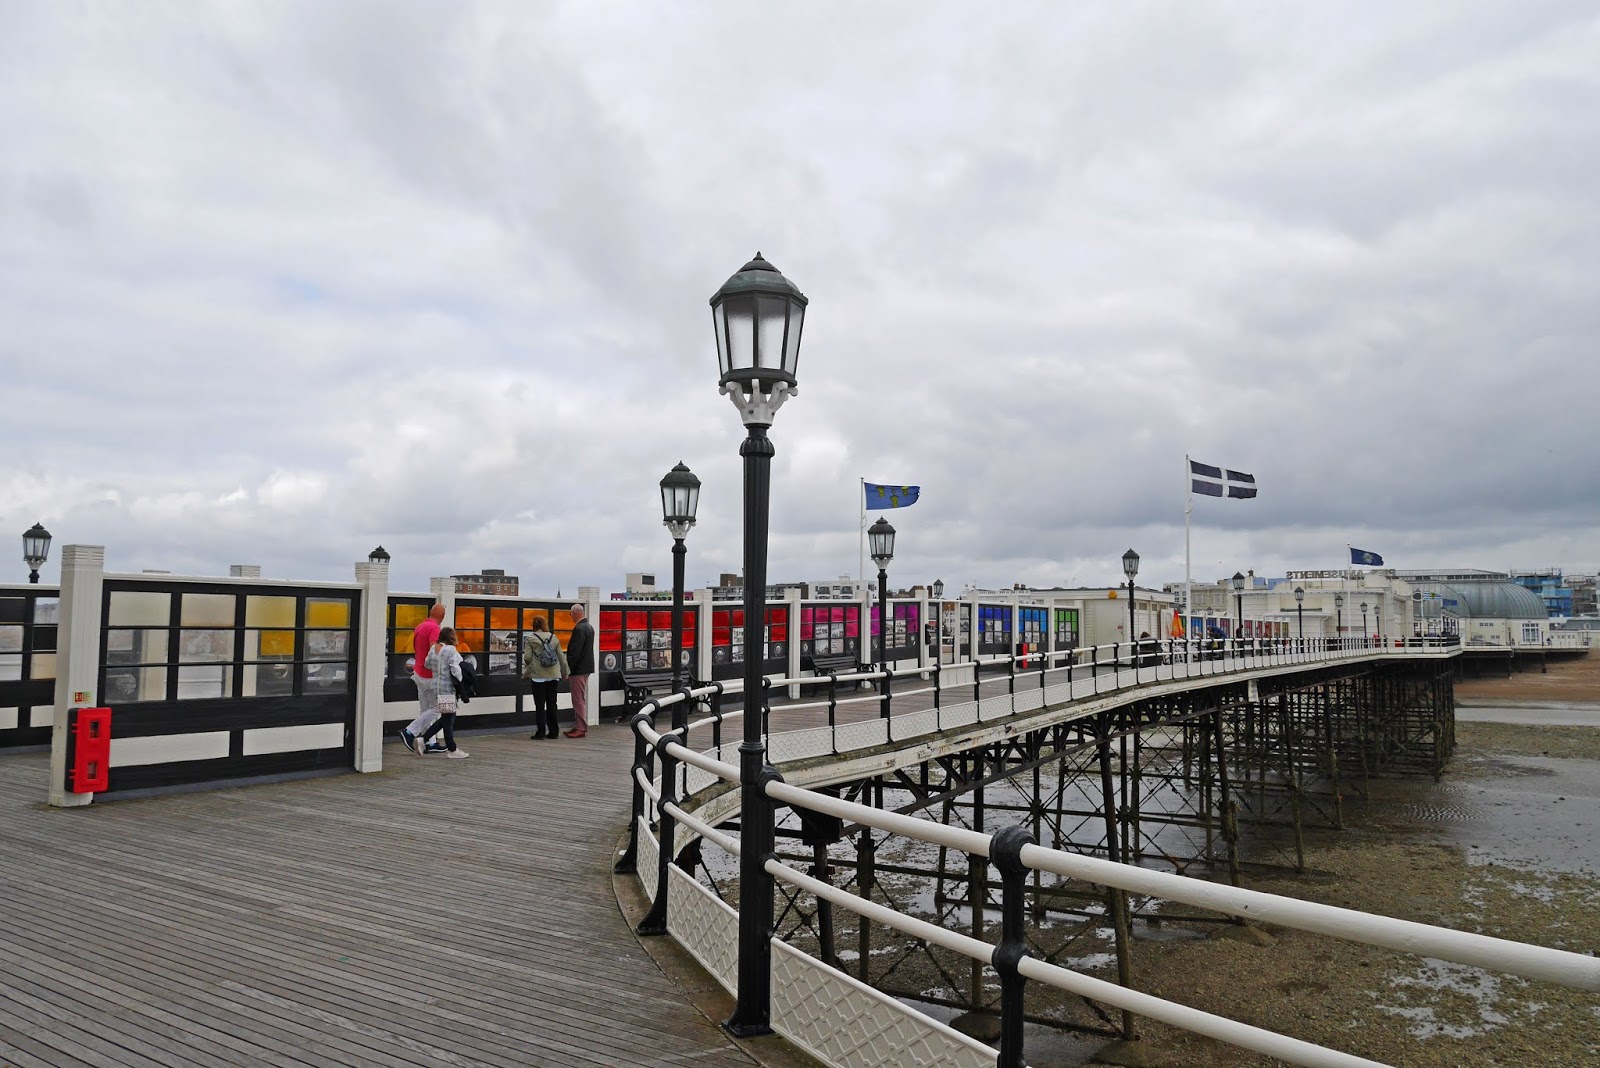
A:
865;482;920;509
1350;547;1384;566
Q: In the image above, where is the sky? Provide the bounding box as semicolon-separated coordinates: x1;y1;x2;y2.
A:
2;2;1598;597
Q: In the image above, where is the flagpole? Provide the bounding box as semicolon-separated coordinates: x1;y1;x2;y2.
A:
1184;454;1193;638
859;477;865;583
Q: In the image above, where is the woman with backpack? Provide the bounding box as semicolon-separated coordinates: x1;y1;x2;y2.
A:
522;615;569;740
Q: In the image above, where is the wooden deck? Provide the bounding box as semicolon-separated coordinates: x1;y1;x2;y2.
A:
0;727;769;1068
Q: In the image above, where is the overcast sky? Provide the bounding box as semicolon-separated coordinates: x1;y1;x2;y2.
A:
3;2;1597;597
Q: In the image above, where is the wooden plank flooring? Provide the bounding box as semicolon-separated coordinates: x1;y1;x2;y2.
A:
0;727;764;1068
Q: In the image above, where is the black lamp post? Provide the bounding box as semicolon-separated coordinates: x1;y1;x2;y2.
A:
932;578;944;600
1360;601;1369;642
868;517;895;724
1122;549;1139;661
367;545;390;565
1231;571;1246;655
1294;586;1305;649
660;462;701;703
22;523;51;584
712;252;807;1038
1334;593;1344;648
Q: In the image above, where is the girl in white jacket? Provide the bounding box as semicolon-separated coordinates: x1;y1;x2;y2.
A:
420;627;469;758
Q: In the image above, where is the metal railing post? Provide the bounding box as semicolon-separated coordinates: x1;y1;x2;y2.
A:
762;677;773;744
827;672;839;755
614;705;655;874
932;660;942;732
881;661;894;743
637;723;682;936
991;824;1036;1068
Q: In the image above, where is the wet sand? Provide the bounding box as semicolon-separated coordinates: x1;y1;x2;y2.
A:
1082;699;1600;1067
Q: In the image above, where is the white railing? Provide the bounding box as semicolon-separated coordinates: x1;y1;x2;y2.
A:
620;634;1589;1068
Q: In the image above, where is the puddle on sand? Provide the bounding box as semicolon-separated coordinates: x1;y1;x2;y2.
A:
1355;754;1600;877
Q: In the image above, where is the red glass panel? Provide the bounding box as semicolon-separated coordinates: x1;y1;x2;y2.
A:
831;606;846;622
731;610;744;627
682;627;696;649
771;625;787;642
801;623;814;640
652;611;672;629
713;628;731;647
845;621;859;637
767;607;786;624
599;630;623;651
600;610;623;633
626;611;648;629
714;610;731;628
801;607;814;623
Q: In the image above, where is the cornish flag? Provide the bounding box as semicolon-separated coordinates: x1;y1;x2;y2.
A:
1190;460;1256;499
1350;547;1385;566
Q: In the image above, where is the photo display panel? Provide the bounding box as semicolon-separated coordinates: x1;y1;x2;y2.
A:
597;607;698;675
977;604;1012;654
799;603;861;662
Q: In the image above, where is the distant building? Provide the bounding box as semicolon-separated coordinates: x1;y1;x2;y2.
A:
451;568;518;596
1509;568;1573;618
1570;574;1598;618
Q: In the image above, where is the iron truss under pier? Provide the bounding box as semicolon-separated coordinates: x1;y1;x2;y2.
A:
678;657;1458;1044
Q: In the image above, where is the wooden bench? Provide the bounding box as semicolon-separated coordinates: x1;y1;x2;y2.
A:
616;667;699;720
800;652;865;690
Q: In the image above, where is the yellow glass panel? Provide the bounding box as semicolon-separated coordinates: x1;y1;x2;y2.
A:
306;598;350;628
245;596;296;628
395;629;414;654
488;606;518;630
259;630;295;657
29;652;56;680
455;606;485;629
181;593;236;627
394;603;429;628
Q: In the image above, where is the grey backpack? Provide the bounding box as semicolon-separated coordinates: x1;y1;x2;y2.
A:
533;634;560;668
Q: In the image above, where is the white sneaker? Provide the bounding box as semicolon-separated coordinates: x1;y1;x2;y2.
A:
447;749;469;759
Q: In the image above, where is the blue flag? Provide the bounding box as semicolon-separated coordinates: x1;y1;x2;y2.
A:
865;482;920;509
1350;547;1384;566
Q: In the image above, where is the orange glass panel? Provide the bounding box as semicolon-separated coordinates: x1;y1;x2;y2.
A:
489;607;518;630
455;606;485;629
552;609;575;641
260;630;295;657
522;608;554;630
